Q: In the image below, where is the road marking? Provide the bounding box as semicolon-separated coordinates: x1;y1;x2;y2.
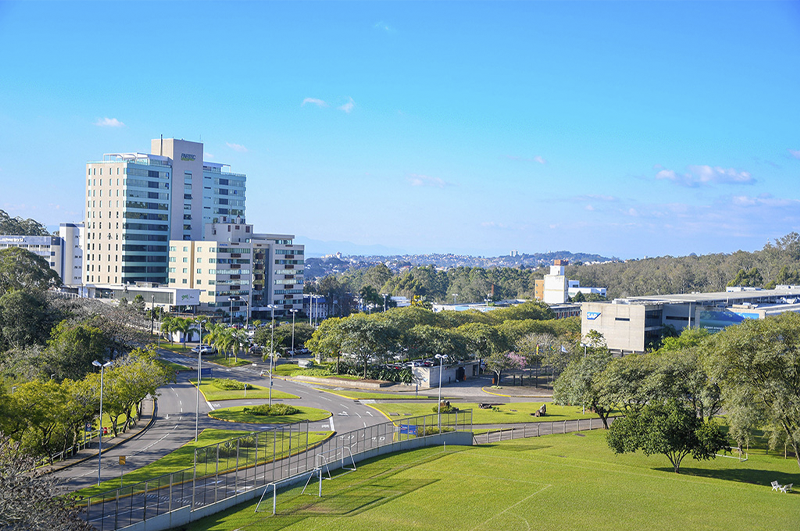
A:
338;411;349;416
366;411;374;416
208;402;216;411
329;417;335;431
355;412;362;418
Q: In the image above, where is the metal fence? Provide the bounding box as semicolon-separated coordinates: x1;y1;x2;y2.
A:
472;416;615;445
83;410;473;530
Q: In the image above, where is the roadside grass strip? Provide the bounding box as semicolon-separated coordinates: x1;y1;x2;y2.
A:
184;429;799;531
190;379;299;401
74;429;333;500
208;405;331;424
369;401;608;424
158;359;191;372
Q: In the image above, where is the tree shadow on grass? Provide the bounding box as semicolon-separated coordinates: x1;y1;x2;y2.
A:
655;466;800;488
480;443;554;453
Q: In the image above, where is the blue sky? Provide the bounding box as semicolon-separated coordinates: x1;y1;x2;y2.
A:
1;1;798;259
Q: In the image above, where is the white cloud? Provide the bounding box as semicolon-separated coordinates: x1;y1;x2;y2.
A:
205;152;214;159
585;205;595;211
534;156;546;165
481;221;507;228
226;142;248;153
407;173;449;188
373;21;396;33
302;97;328;107
338;97;355;113
94;117;124;127
789;149;800;159
655;165;754;187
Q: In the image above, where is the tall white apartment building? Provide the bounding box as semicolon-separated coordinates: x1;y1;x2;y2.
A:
168;218;304;318
59;222;84;287
84;138;245;285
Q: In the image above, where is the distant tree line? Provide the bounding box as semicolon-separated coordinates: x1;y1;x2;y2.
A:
307;233;800;308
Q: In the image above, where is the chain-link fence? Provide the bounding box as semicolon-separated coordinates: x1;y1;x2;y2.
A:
83;410;473;530
473;416;615;444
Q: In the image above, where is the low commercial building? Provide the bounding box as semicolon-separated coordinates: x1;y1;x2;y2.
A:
582;286;800;353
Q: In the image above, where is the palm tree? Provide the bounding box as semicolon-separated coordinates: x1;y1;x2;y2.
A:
160;316;175;346
172;317;192;346
230;328;249;363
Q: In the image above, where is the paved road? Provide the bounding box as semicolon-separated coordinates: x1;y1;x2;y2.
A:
56;348;384;491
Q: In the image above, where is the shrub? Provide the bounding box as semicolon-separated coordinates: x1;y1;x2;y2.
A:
211;378;251;391
418;426;455;436
432;401;459;414
247;404;300;416
292;368;333;377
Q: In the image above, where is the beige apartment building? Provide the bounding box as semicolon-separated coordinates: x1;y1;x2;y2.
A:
168;218;304;319
84;138;245;285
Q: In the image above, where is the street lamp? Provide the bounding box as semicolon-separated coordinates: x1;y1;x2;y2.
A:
289;309;299;356
229;296;237;326
150;295;155;335
92;359;113;486
267;304;276;406
382;293;388;312
435;354;448;433
452;293;458;306
195;318;206;442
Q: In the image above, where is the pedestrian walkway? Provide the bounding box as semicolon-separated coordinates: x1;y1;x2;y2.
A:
42;398;156;475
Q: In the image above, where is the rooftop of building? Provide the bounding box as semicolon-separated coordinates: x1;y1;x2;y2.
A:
601;286;800;306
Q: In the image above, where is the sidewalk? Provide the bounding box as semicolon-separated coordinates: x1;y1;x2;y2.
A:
42;397;156;474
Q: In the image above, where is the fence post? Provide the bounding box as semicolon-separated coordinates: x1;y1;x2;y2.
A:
564;420;567;434
169;472;173;513
191;449;197;513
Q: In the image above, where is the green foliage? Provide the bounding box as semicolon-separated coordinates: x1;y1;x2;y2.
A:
553;344;613;427
0;210;51;236
0;289;62;350
606;399;728;473
247;403;299;416
210;378;251;391
432;402;458;414
337;360;413;383
0;247;61;296
705;311;800;470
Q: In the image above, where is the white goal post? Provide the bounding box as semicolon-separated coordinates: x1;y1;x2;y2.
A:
302;446;357;497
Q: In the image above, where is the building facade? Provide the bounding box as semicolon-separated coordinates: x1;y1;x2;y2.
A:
84;138;246;286
582;286;800;353
168;218;304;319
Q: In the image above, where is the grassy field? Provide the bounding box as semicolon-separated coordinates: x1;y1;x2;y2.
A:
75;429;333;499
186;429;800;531
158;359;191;372
208;405;331;425
191;379;299;401
370;401;604;424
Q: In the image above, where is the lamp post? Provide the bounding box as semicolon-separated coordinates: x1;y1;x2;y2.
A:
195;318;206;442
150;295;155;336
453;293;458;306
229;296;236;326
241;298;250;331
289;309;299;355
92;359;113;486
435;354;448;433
382;293;388;312
267;304;276;406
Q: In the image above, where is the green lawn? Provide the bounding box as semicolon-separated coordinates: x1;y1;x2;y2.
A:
204;355;254;367
208;405;331;424
186;429;800;531
75;429;333;500
273;365;360;380
369;401;605;424
158;359;191;372
191;379;299;401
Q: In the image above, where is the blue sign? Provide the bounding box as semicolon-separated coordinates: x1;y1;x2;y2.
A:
399;424;418;435
200;368;212;378
586;311;601;320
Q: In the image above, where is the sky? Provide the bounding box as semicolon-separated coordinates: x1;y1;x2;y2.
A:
0;1;799;259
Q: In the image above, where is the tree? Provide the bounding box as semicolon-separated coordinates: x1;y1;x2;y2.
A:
338;315;400;379
705;312;800;469
305;317;345;368
553;346;614;428
606;399;727;473
0;247;61;295
485;352;519;385
0;289;61;349
0;209;51;236
0;435;93;530
43;320;109;381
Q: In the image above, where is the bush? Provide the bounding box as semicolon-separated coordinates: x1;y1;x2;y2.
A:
337;361;414;383
292;368;333;377
246;404;300;416
432;401;459;414
418;426;455;436
211;378;251;391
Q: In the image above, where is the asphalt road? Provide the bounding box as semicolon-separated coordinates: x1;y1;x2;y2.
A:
56;348;385;491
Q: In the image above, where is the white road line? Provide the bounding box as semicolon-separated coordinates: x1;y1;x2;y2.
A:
207;401;215;411
366;411;374;416
329;417;335;431
355;412;362;418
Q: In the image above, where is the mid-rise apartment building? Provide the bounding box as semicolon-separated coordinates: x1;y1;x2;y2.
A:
168;218;304;318
84;138;245;285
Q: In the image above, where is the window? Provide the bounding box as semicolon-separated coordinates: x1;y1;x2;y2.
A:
182;268;188;273
182;257;188;263
183;246;188;252
197;258;202;263
182;279;187;284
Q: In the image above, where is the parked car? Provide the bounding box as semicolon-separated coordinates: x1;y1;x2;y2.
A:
191;345;214;354
249;344;262;354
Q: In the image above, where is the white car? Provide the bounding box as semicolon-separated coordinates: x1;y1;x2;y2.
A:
191;345;214;354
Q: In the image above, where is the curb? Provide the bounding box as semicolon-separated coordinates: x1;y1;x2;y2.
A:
45;398;157;474
480;387;552;399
